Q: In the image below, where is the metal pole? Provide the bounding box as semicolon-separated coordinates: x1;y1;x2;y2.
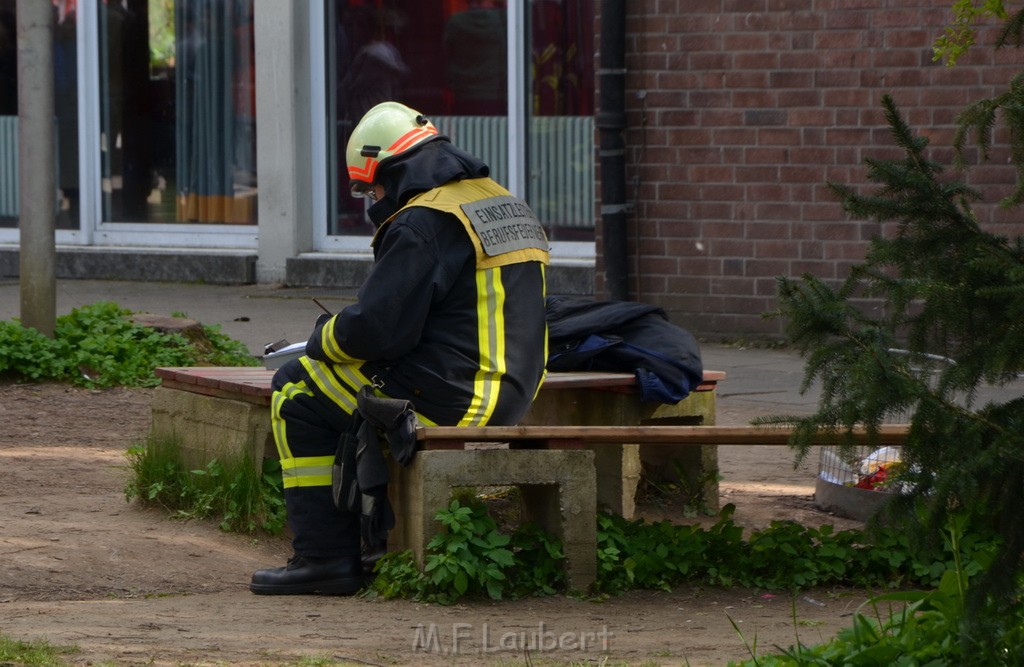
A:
16;0;56;336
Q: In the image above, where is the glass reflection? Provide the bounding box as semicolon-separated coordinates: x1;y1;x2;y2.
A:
324;0;594;242
0;0;80;231
99;0;257;225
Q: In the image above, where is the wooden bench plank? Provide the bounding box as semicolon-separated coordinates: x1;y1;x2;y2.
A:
540;370;724;393
154;367;724;399
415;424;910;449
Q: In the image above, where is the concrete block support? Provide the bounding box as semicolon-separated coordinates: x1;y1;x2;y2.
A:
639;392;720;511
387;449;597;591
520;385;719;516
150;386;274;470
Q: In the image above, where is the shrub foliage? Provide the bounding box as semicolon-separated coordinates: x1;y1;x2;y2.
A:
0;301;258;387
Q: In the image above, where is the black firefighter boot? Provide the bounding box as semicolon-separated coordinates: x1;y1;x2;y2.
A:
250;554;363;595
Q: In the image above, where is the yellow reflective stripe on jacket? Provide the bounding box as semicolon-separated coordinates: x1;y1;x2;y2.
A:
280;455;334;489
533;265;549;403
319;314;364;364
459;267;506;426
334;360;376;398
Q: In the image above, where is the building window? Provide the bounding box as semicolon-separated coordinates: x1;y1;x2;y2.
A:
323;0;594;242
98;0;257;225
0;0;80;231
527;0;594;242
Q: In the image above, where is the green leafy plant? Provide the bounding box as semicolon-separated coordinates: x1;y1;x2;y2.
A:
367;551;426;600
507;521;566;597
368;497;1003;606
933;0;1009;66
0;301;258;388
124;436;286;535
369;496;566;604
423;498;515;602
591;504;1001;598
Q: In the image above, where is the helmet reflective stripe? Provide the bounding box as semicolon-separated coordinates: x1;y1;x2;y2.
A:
346;101;441;187
347;124;439;183
390;125;438;154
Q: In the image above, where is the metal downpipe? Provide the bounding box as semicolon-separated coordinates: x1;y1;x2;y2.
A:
597;0;628;300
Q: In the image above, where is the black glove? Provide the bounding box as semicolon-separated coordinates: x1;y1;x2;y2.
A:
332;420;360;512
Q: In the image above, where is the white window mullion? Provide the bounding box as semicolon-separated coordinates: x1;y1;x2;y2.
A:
66;0;102;246
507;0;527;200
309;0;328;251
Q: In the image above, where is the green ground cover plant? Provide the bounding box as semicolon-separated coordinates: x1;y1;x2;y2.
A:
124;435;287;535
0;301;258;387
727;520;1024;666
363;498;1002;607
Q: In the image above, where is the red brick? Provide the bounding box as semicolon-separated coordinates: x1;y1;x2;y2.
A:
815;69;862;87
823;10;871;30
780;90;825;107
778;9;823;29
691;90;734;108
712;128;759;145
790;260;837;279
721;0;769;12
758;128;803;145
732;91;780;108
813;31;865;50
769;70;815;88
787;109;833;127
745;147;792;164
735;52;781;69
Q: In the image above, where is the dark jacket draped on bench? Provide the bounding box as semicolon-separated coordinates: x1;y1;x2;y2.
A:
545;296;704;404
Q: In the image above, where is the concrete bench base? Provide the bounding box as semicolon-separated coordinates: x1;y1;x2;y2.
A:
150;386;275;468
387;449;597;591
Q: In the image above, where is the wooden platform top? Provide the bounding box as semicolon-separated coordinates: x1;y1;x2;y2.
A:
154;366;725;403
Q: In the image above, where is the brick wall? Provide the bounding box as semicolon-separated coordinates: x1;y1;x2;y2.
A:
596;0;1024;338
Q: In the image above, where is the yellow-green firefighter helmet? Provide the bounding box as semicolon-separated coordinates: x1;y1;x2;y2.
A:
346;101;440;196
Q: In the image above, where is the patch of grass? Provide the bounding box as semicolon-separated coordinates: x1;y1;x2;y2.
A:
124;435;286;535
0;632;79;666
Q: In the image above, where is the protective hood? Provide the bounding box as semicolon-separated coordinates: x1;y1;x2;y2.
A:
366;140;490;228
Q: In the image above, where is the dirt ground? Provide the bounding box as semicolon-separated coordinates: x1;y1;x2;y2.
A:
0;382;870;667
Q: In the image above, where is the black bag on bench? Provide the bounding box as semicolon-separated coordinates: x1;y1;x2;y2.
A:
545;296;704;404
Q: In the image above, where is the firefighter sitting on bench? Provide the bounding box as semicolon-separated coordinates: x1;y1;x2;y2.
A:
250;101;550;595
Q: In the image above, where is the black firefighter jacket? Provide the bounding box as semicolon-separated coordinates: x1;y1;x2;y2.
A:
304;140;549;428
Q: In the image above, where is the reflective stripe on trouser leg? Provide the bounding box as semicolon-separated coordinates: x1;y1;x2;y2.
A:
270;361;360;559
